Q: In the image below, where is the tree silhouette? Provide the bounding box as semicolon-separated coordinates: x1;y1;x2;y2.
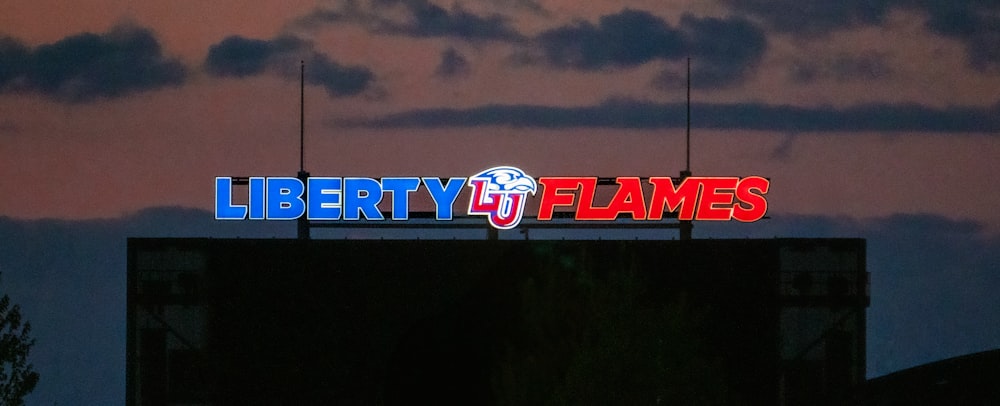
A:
0;289;39;406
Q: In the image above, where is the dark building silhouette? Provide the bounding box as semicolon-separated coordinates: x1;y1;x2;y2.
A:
863;349;1000;405
127;238;867;405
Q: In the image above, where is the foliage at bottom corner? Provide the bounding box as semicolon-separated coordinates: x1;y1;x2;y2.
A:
0;292;39;406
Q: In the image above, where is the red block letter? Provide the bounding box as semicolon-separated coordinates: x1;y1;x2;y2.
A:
695;177;738;221
537;177;584;220
733;176;769;222
605;177;647;220
571;178;602;220
648;177;699;220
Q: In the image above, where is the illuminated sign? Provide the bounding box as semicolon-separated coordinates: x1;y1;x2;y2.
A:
216;166;769;229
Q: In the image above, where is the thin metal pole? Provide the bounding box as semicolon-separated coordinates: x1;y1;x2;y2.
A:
680;57;693;240
297;60;311;240
300;60;305;172
686;57;691;173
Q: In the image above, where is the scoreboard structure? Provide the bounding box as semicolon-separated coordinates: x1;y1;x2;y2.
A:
127;237;867;405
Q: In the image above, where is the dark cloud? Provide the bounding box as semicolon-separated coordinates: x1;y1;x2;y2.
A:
435;47;471;77
678;13;767;87
530;8;684;69
203;36;275;77
332;98;1000;133
0;25;185;103
721;0;891;36
379;0;524;40
789;52;893;83
288;2;364;32
490;0;550;16
921;2;1000;70
523;10;766;88
292;6;764;86
724;0;1000;70
307;54;376;96
0;37;30;88
290;0;524;42
205;35;375;97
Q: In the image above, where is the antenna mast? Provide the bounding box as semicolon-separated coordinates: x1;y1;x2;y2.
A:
297;61;311;240
686;57;691;174
679;57;693;240
300;60;305;172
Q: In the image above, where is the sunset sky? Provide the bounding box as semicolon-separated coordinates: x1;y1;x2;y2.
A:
1;0;999;403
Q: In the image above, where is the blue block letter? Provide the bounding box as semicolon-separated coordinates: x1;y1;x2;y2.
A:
381;178;421;220
344;178;384;220
423;177;466;220
266;177;306;220
307;177;343;220
215;177;248;220
249;177;265;220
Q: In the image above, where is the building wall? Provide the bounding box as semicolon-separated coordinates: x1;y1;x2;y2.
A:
127;238;867;406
